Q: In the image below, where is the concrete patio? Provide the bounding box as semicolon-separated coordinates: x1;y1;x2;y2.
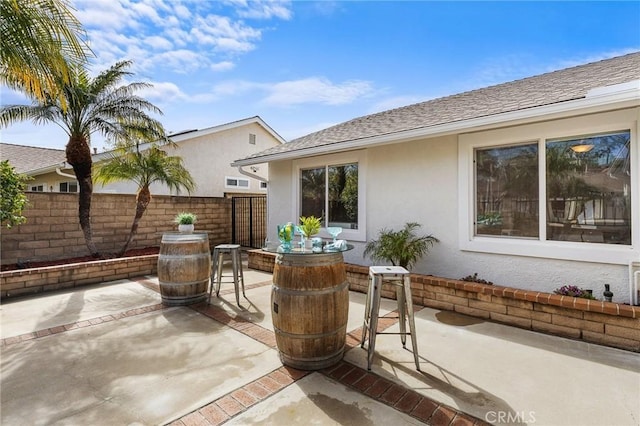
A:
1;261;638;426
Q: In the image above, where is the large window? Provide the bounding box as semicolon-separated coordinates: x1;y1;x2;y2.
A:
546;131;631;245
471;130;632;247
475;143;538;238
300;162;358;229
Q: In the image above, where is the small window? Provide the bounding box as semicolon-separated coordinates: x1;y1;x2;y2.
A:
260;181;268;189
30;185;44;192
59;181;78;193
249;133;256;144
225;176;250;189
300;162;359;229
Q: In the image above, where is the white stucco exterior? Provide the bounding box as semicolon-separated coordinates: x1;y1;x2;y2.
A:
264;107;640;303
24;117;283;198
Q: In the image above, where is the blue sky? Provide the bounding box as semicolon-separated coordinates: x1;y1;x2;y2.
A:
1;0;639;152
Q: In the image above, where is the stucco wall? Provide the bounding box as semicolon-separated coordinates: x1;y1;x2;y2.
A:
1;192;231;266
94;121;277;197
265;112;639;303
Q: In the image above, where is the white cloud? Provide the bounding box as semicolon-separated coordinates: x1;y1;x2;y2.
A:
143;35;173;50
210;61;236;72
262;77;375;106
231;0;293;20
137;81;187;103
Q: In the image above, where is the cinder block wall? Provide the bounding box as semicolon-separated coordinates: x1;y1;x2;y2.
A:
1;192;231;266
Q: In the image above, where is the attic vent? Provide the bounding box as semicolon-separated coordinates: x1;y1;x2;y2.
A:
249;134;256;144
586;80;640;98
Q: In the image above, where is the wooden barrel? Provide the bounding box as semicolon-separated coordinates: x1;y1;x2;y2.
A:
271;251;349;370
157;233;211;306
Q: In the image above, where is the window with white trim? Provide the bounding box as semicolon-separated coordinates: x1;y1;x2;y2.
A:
474;132;631;244
294;151;367;241
225;176;249;189
260;181;267;190
546;131;630;245
30;184;44;192
459;116;637;265
59;181;78;193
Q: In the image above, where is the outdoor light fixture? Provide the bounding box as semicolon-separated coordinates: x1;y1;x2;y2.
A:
570;144;594;153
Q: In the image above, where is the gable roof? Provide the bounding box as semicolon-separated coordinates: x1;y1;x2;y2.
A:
168;116;286;144
234;52;640;166
0;143;66;173
3;116;284;176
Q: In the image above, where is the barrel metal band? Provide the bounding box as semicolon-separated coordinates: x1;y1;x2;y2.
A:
273;325;347;339
272;280;349;296
158;254;211;260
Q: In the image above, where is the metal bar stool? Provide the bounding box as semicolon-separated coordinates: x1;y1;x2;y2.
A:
361;266;420;371
209;244;246;306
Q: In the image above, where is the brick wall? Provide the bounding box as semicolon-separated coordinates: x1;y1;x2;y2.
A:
1;192;231;266
248;250;640;352
0;255;158;298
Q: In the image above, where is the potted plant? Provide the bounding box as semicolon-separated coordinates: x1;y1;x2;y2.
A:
174;212;197;233
363;222;439;270
299;215;322;249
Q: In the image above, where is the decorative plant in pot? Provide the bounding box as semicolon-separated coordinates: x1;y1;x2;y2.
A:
363;222;439;270
299;215;322;249
174;212;197;233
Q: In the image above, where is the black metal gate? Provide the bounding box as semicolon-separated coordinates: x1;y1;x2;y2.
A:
232;196;267;248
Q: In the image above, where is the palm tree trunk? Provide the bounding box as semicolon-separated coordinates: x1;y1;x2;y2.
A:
118;186;151;257
66;135;99;257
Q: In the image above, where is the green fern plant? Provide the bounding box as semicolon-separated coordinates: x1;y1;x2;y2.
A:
363;222;439;270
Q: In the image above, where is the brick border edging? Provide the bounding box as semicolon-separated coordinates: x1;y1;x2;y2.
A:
0;254;159;299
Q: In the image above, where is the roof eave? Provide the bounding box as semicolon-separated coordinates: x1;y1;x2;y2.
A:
231;84;640;167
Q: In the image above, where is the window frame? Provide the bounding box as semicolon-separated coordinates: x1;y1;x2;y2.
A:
292;151;367;242
59;181;78;193
458;115;638;265
225;176;250;189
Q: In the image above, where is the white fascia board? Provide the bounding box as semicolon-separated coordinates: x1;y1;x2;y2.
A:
232;85;640;167
170;116;286;144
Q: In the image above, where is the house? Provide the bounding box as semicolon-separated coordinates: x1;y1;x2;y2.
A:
2;116;285;197
233;52;640;304
0;144;69;192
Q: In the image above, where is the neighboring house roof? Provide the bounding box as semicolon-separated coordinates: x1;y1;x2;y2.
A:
3;116;283;177
168;116;287;145
0;143;66;174
234;52;640;166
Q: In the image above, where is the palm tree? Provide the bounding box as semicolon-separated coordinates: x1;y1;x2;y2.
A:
363;222;439;270
0;0;89;107
0;60;165;257
94;140;195;256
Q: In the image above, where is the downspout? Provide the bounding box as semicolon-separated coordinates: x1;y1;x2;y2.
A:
237;165;268;182
56;163;76;179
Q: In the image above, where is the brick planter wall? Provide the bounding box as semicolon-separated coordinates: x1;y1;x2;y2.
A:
0;255;158;299
247;250;640;352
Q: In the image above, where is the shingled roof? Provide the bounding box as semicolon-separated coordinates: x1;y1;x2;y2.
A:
238;52;640;163
0;143;66;174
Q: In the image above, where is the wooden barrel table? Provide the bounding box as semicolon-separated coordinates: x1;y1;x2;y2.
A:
271;251;349;370
157;233;211;306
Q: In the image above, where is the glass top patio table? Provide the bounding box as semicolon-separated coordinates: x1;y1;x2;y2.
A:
262;243;354;255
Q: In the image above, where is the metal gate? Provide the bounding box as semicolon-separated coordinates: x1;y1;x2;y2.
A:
232;196;267;248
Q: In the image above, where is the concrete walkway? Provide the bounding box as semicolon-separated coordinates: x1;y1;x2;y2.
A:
1;263;638;425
